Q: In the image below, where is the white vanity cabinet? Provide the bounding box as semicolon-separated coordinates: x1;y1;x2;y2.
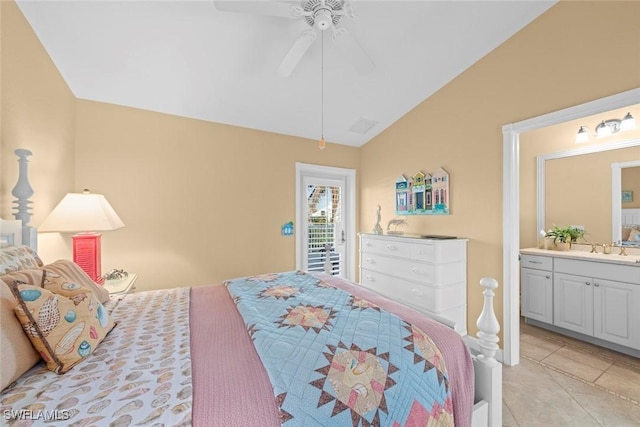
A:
520;255;553;324
521;248;640;356
554;258;640;350
359;234;468;335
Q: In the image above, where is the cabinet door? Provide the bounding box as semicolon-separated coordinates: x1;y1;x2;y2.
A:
593;279;640;350
553;273;593;336
521;267;553;323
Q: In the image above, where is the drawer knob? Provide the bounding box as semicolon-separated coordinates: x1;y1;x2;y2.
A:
585;282;591;286
411;267;422;275
365;258;374;264
386;244;397;251
366;275;374;282
594;283;600;287
411;289;424;296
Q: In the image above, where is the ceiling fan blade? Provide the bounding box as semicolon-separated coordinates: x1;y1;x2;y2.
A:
331;27;375;75
213;1;301;18
277;29;318;77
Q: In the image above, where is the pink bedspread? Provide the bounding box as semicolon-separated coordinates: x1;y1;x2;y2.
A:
190;273;474;427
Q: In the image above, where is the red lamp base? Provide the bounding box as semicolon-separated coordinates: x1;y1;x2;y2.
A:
72;233;103;284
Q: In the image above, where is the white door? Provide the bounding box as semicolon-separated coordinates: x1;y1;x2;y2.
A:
553;273;593;336
594;278;639;348
521;267;553;324
296;163;356;280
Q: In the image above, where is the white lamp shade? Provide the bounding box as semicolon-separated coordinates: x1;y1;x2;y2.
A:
620;113;636;131
39;191;125;232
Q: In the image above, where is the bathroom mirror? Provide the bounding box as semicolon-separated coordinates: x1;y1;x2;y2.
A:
537;139;640;245
612;161;640;247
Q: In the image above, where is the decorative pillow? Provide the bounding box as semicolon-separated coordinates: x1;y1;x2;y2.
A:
1;263;110;306
10;273;115;373
44;260;110;304
622;227;633;241
0;279;41;390
0;245;43;276
629;229;640;242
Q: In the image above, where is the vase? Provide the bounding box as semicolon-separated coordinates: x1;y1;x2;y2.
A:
554;242;571;251
543;237;555;250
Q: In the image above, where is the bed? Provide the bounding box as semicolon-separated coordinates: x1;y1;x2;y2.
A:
0;148;502;426
621;208;640;246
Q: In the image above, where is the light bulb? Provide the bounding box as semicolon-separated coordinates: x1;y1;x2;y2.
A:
620;112;636;131
318;137;326;150
596;121;611;138
575;126;589;143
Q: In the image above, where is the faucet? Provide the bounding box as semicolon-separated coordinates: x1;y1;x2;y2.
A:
602;243;611;254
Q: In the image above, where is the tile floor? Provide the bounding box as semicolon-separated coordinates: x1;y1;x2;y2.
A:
502;320;640;426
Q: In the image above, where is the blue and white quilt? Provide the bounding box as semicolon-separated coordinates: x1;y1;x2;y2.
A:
225;270;454;426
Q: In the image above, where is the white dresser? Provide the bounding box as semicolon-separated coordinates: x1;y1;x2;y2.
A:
359;233;468;335
520;248;640;357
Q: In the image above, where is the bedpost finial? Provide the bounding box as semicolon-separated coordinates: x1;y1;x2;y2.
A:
477;277;500;366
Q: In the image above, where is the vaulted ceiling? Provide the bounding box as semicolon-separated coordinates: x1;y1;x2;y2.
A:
17;0;556;147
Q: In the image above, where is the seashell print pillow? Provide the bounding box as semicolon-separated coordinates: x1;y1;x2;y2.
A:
43;260;110;304
9;276;115;374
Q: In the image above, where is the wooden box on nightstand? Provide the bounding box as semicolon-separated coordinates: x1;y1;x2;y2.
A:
103;273;137;295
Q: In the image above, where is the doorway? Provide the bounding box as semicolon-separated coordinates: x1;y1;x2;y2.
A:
502;88;640;366
295;163;356;281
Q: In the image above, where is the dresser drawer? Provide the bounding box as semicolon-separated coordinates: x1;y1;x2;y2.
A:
361;235;466;263
360;269;465;312
360;236;413;259
521;254;553;271
360;252;466;285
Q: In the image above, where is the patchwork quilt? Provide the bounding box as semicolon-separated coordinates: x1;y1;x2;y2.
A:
225;270;454;427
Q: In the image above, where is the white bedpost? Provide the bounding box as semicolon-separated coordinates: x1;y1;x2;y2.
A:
472;277;502;427
11;149;37;251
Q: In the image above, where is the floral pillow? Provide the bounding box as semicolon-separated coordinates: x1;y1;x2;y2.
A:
10;272;115;373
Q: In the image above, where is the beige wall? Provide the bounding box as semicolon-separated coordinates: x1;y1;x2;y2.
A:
4;0;640;339
360;1;640;337
520;105;640;248
622;166;640;209
1;1;75;259
74;100;360;289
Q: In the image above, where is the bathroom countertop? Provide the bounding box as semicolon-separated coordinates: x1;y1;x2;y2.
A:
520;247;640;266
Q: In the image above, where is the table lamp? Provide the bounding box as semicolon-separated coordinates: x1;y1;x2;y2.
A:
39;189;124;284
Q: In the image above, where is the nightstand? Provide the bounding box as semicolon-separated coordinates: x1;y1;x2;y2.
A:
103;273;137;295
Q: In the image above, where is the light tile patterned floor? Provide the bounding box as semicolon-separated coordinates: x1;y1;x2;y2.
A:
502;320;640;426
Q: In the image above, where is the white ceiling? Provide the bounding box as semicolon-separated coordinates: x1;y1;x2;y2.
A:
16;0;556;147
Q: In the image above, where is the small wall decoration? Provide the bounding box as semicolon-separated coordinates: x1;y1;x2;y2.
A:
395;167;450;215
281;221;294;236
622;190;633;203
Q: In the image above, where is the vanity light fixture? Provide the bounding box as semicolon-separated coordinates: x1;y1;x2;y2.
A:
576;112;636;143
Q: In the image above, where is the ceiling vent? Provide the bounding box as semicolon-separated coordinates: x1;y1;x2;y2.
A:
348;117;378;135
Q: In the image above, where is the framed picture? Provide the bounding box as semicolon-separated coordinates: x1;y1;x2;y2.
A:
622;190;633;203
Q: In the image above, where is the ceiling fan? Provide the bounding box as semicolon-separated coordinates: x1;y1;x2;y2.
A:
213;0;375;77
